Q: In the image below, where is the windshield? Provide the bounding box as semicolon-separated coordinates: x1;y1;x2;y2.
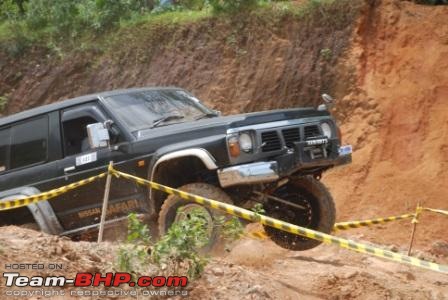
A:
103;90;213;133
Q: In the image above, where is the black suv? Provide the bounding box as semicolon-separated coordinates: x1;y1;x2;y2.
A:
0;87;351;250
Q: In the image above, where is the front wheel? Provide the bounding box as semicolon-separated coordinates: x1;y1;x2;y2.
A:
158;183;233;252
263;176;336;251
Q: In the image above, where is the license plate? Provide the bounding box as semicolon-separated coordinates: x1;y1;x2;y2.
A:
339;145;352;156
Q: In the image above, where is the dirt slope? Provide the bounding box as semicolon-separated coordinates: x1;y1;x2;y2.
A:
0;3;359;116
324;0;448;248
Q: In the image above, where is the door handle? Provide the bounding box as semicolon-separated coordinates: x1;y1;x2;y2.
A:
64;166;76;173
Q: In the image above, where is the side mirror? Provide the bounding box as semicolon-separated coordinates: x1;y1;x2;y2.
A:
318;94;335;111
87;123;110;149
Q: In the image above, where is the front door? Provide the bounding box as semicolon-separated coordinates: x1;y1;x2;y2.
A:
50;101;143;233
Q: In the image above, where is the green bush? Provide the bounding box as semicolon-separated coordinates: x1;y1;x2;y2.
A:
0;95;7;112
151;207;210;279
208;0;259;13
116;213;152;277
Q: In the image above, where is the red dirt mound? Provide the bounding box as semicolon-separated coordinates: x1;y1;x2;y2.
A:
324;0;448;249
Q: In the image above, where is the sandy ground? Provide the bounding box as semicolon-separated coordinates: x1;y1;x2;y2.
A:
0;226;447;300
0;226;448;299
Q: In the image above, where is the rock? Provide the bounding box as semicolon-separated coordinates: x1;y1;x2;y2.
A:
342;270;358;279
430;241;448;257
212;267;224;276
388;245;399;253
246;285;270;298
340;286;351;295
55;246;63;255
326;274;338;285
89;254;102;263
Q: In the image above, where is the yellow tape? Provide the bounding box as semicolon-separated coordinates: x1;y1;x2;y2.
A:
335;206;448;231
111;168;448;274
333;213;416;231
0;172;107;211
423;207;448;217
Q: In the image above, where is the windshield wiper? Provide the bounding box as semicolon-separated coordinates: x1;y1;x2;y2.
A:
151;114;185;128
194;112;219;121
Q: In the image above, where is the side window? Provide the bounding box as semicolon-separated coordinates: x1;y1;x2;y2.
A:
61;103;123;157
10;116;48;170
62;116;98;156
0;127;11;172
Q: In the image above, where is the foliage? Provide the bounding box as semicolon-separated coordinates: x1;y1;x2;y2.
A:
0;0;24;21
251;203;265;222
116;206;243;280
116;213;152;277
218;216;244;242
151;207;210;279
320;47;332;61
152;206;244;278
208;0;259;13
0;95;8;112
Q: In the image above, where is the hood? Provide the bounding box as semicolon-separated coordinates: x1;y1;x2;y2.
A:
136;107;330;139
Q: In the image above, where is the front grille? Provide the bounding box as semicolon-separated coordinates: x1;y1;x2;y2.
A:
282;127;300;148
304;125;321;139
261;131;281;152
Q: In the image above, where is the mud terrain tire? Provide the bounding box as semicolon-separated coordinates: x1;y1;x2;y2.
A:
158;183;233;252
263;176;335;251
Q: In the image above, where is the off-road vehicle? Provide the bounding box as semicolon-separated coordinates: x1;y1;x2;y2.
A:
0;87;351;250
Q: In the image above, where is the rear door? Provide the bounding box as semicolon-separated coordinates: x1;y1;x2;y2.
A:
0;112;61;196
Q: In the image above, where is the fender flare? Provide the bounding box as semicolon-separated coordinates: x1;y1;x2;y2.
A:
0;187;64;235
148;148;218;214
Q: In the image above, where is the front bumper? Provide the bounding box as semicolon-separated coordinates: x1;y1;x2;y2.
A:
218;144;352;188
218;161;279;188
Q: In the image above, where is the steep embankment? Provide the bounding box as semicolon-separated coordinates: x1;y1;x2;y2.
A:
324;0;448;248
0;2;359;116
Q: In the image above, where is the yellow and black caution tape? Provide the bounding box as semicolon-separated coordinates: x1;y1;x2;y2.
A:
333;213;416;231
423;207;448;217
0;172;107;211
334;206;448;231
111;168;448;274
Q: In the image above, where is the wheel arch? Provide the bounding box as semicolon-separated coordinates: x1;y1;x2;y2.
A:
0;187;64;235
148;148;218;217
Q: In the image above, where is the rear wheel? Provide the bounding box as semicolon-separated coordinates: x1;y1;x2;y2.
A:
158;183;233;252
263;176;335;251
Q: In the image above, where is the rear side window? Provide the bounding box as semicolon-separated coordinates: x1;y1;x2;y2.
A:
10;116;48;170
0;127;10;172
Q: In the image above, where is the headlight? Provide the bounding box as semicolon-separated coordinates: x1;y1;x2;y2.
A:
239;133;253;152
321;122;332;138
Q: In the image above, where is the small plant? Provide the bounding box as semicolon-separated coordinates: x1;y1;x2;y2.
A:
251;203;265;222
214;215;244;251
320;48;332;61
117;205;244;280
116;213;151;277
151;207;210;279
0;95;8;112
221;216;244;242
